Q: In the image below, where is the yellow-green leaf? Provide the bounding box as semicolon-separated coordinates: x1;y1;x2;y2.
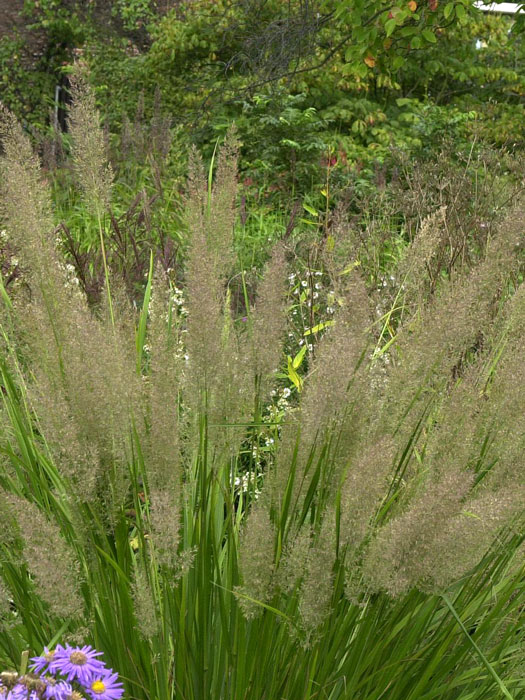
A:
287;355;304;391
304;321;334;336
292;343;307;369
303;202;319;217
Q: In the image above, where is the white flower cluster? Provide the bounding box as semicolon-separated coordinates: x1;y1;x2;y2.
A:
232;470;262;499
57;260;82;293
269;385;293;414
173;333;190;364
170;286;188;317
291;270;324;307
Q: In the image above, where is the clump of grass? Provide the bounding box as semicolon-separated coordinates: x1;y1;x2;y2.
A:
0;94;523;700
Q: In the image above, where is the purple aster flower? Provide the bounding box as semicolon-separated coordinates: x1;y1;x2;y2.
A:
51;645;106;685
43;679;73;700
10;682;40;700
30;646;64;675
85;670;124;700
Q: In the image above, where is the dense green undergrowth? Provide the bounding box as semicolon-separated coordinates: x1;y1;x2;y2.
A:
3;1;525;204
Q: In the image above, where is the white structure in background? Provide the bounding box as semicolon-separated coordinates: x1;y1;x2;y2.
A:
474;2;523;12
474;2;523;47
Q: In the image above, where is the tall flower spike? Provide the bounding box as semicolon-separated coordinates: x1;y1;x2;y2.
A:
6;499;84;621
68;68;113;215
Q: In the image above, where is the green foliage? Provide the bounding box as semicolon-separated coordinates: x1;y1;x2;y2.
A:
2;0;524;211
331;0;477;74
214;91;330;195
112;0;155;31
23;0;84;44
0;35;53;126
398;13;525;100
147;0;237;75
0;1;84;127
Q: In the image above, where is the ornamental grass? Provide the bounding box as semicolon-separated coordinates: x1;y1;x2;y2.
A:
0;82;523;700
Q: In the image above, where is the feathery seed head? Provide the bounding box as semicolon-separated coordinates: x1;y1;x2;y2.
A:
5;496;83;619
68;69;113;214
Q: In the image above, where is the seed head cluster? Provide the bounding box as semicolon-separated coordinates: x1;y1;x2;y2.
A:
3;496;83;621
67;69;113;214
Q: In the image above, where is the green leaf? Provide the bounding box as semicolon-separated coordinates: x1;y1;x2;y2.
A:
442;595;516;700
303;202;319;217
422;28;437;43
287;355;304;391
385;18;397;37
444;2;455;19
93;545;131;584
292;343;307;369
0;273;13;310
207;135;220;212
304;321;334;336
135;250;154;374
461;510;482;519
354;27;368;43
339;260;361;275
281;138;300;148
353;61;369;78
223;584;294;624
392;55;406;70
19;651;29;676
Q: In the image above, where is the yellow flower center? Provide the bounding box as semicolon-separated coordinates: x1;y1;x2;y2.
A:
91;680;106;694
